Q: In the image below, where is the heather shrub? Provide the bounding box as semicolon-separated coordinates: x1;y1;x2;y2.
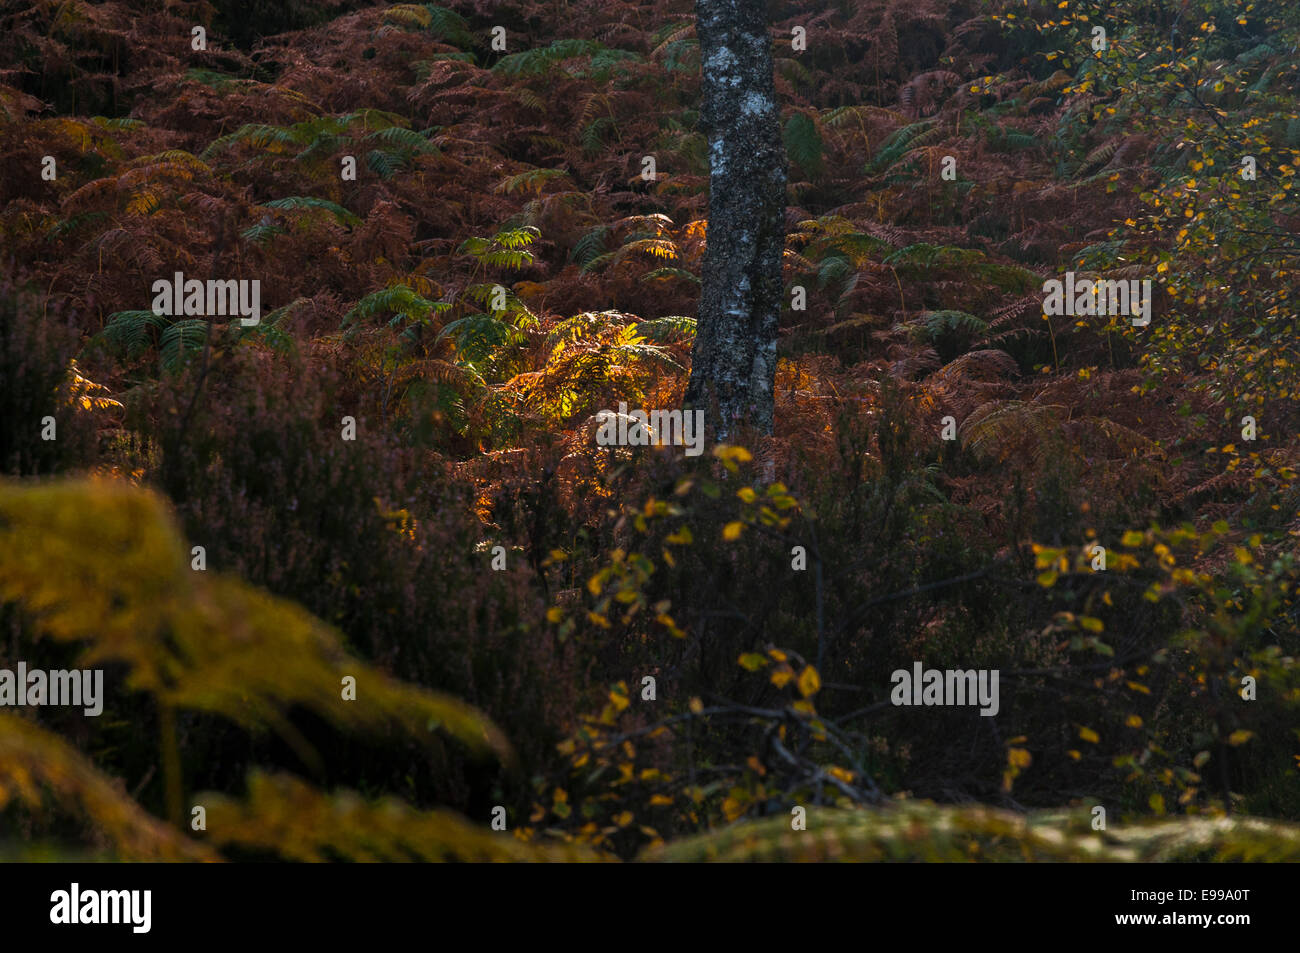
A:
127;346;573;809
0;287;101;477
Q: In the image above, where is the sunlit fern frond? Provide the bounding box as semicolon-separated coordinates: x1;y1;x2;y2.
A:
64;359;123;411
382;3;432;28
0;480;513;765
0;713;216;862
364;125;438;154
633;315;697;343
570;224;609;268
615;238;679;264
611;213;674;236
201;771;610;862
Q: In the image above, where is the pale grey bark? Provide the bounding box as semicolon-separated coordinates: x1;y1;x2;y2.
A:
685;0;786;440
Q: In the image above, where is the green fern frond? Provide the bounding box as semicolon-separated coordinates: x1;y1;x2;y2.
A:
784;112;824;176
884;244;1039;293
988;127;1040;152
580;116;617;156
492;39;604;77
633;315;697;342
200;122;302;159
365;149;403;179
160;318;209;373
261;196;360;226
343;285;448;332
866;119;942;174
364;126;438;153
913;310;989;342
484;226;540;251
101;309;170;357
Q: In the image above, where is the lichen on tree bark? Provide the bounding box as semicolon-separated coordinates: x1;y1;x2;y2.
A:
685;0;786;440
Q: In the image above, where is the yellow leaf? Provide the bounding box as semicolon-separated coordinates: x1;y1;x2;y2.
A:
797;665;821;698
1078;726;1100;743
712;444;753;464
722;521;745;541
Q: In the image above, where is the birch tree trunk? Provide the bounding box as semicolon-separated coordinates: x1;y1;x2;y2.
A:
685;0;786;440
